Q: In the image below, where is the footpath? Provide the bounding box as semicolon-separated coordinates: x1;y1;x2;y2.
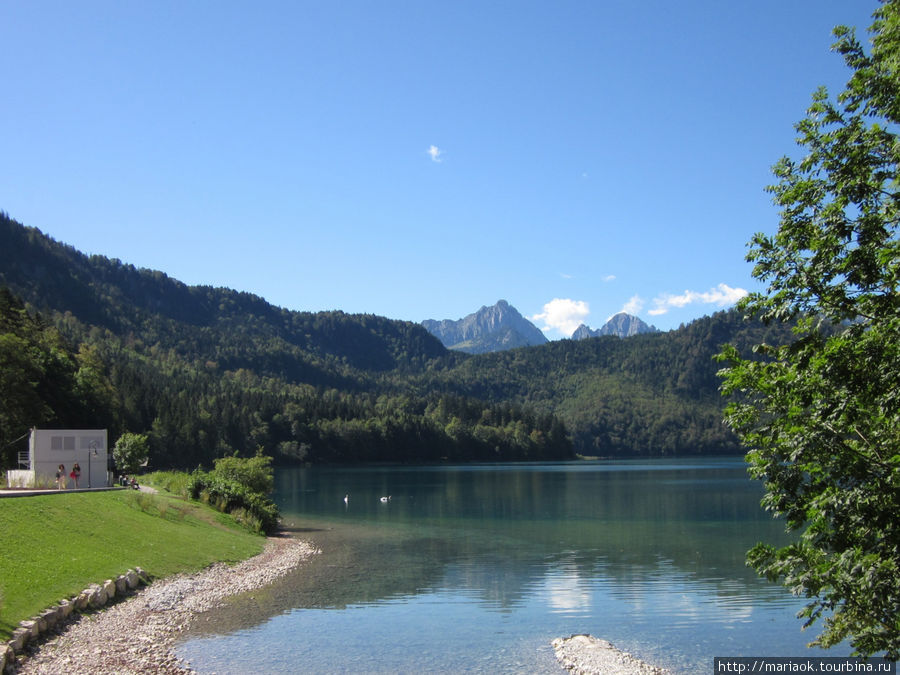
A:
0;486;152;498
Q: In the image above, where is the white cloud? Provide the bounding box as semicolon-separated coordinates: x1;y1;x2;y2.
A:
427;145;443;163
602;274;616;282
648;283;748;316
531;298;590;337
620;294;644;315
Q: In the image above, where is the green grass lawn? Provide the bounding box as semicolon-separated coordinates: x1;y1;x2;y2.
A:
0;489;265;640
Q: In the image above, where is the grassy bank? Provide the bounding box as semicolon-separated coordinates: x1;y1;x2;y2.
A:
0;489;265;641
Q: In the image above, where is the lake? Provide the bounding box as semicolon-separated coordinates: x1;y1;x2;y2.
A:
175;457;851;673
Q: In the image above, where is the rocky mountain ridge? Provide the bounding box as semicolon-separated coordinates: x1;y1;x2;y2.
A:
572;312;658;340
421;300;548;354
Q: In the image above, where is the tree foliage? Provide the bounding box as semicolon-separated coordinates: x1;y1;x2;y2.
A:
719;2;900;658
113;432;150;475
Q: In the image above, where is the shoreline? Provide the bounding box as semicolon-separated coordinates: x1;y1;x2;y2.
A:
12;536;319;674
9;532;670;674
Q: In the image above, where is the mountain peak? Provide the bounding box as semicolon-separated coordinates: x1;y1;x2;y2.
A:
571;313;658;340
422;300;548;354
571;324;594;340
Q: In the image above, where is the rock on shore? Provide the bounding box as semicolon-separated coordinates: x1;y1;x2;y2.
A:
13;537;318;674
552;634;670;675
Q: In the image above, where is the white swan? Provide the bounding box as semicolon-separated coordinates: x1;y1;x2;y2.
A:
380;496;391;502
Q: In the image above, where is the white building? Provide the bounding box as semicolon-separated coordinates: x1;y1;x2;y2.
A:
6;428;110;489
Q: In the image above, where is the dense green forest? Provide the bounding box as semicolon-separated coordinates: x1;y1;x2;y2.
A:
1;213;785;470
414;311;789;456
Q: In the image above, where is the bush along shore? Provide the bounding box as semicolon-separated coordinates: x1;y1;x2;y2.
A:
4;537;318;674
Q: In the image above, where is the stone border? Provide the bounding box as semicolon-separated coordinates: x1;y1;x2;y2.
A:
2;568;150;673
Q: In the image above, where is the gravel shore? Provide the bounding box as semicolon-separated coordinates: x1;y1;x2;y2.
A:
13;536;319;674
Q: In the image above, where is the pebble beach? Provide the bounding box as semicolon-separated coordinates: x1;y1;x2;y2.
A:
12;537;318;674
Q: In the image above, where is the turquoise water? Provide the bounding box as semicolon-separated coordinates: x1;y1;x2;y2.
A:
176;458;851;673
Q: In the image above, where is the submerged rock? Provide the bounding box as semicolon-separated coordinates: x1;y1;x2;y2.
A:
552;634;669;674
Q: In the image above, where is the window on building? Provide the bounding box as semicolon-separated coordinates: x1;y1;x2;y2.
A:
51;436;77;450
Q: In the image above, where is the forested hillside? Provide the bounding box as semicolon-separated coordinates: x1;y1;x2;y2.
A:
0;287;117;457
0;213;570;468
421;311;789;455
1;212;784;468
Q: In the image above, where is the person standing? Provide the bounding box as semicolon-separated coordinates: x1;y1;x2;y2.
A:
56;464;66;490
70;463;81;488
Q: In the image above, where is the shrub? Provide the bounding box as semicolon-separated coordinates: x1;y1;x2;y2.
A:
187;470;279;535
210;453;274;495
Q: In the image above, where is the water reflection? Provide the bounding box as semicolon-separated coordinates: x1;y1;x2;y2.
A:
542;564;593;616
177;458;850;673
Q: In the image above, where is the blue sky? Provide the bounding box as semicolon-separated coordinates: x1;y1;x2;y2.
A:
1;1;880;337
